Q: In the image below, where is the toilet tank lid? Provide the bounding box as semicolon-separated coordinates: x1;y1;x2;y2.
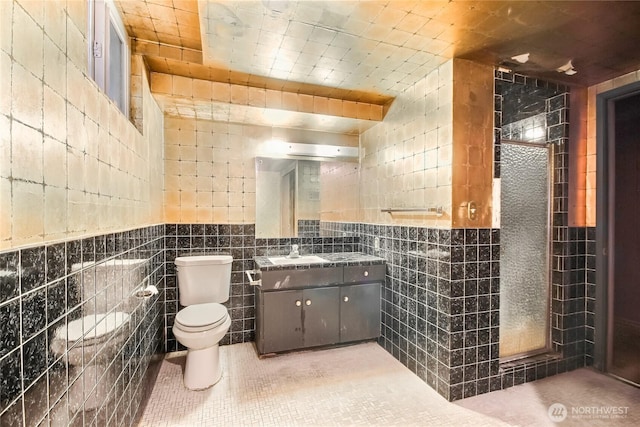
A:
175;255;233;266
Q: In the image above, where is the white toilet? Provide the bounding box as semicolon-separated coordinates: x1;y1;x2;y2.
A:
173;255;233;390
50;258;148;412
51;312;130;411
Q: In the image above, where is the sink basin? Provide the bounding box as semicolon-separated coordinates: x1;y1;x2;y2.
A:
268;255;329;266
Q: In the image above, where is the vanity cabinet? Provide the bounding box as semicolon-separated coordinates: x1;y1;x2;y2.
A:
260;287;340;353
339;283;381;343
255;263;384;355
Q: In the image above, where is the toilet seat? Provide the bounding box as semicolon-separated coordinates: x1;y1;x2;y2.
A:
175;303;228;333
56;312;130;345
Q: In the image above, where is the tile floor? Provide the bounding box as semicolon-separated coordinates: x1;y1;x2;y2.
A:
137;342;640;426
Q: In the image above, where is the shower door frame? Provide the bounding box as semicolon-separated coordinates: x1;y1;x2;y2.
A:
499;139;555;362
595;81;640;381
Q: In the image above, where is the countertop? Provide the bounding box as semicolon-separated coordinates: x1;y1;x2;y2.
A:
254;252;385;271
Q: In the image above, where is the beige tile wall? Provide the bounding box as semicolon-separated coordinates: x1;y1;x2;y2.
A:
585;68;640;227
359;60;454;226
130;55;146;133
356;59;493;228
163;117;256;223
0;0;164;250
151;72;385;121
144;65;166;224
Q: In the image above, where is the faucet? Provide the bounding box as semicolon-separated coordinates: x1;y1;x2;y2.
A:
289;244;300;258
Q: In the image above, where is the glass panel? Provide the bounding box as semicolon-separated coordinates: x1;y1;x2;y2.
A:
255;158;296;238
499;142;550;359
255;157;344;238
108;21;124;112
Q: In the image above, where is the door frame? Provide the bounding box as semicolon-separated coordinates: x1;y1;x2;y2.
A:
594;81;640;373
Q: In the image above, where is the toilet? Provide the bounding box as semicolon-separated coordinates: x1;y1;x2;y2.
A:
50;312;130;412
172;255;233;390
49;258;147;412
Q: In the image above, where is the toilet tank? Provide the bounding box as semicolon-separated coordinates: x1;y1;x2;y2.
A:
175;255;233;306
72;258;148;315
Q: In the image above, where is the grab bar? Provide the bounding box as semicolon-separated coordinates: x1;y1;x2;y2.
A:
245;269;262;287
381;207;443;216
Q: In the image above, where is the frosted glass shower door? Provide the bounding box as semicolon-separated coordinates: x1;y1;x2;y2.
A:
499;141;551;359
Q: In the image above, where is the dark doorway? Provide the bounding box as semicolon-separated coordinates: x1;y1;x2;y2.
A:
596;84;640;387
610;92;640;385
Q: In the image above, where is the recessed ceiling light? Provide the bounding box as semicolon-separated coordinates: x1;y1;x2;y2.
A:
262;0;290;15
557;60;573;72
556;60;577;75
511;53;530;64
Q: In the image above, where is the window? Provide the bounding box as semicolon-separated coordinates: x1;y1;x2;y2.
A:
88;0;130;117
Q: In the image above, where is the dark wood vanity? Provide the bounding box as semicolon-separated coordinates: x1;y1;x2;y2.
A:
252;253;386;355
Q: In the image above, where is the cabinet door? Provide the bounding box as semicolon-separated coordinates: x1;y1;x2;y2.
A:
302;287;340;348
262;290;304;353
340;283;381;342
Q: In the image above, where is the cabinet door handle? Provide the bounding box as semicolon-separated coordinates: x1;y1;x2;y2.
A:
295;300;302;307
305;299;312;306
343;296;349;302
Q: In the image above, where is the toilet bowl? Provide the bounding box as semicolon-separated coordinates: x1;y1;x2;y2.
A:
50;312;130;412
172;302;231;389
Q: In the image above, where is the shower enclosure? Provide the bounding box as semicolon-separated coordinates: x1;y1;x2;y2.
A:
499;140;552;359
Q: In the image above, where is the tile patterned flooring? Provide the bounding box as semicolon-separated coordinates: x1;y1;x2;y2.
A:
137;342;640;427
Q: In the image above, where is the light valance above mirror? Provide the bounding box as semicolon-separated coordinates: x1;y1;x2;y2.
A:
258;139;359;162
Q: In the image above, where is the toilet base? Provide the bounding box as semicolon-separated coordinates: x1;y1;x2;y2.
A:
184;344;222;390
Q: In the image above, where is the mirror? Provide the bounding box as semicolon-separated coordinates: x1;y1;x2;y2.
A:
255;157;358;238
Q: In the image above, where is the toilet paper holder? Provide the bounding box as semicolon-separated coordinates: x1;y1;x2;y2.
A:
135;284;159;298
